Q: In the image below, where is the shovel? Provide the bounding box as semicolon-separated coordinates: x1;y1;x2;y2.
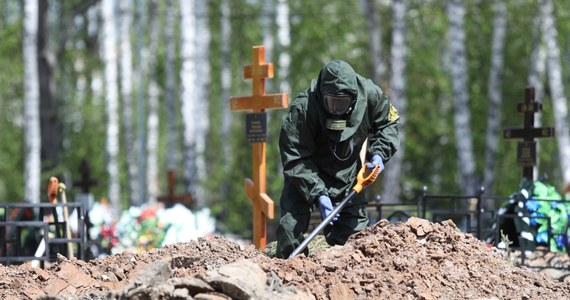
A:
288;164;381;259
32;177;60;268
58;183;74;259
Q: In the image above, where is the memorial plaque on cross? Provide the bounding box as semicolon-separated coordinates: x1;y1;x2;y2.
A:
229;45;288;249
503;86;555;181
157;170;193;208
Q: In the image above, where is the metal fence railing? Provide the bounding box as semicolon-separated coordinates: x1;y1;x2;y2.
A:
0;202;87;267
369;187;570;270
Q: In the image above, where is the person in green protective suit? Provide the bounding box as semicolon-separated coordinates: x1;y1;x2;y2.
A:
275;60;400;258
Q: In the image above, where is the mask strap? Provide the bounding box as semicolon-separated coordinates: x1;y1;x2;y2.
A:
328;138;354;161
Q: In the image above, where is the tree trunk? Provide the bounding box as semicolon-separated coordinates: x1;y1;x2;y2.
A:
276;0;291;97
276;0;291;177
180;0;198;202
165;0;180;171
541;0;570;185
527;13;547;179
220;0;232;173
38;0;61;171
381;0;407;203
147;80;160;206
146;0;160;206
119;0;139;206
447;0;477;195
360;0;386;85
23;0;41;204
101;0;122;212
135;0;148;206
483;1;507;194
194;0;211;207
262;0;274;66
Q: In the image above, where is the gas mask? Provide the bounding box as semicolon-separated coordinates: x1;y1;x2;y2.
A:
323;93;354;131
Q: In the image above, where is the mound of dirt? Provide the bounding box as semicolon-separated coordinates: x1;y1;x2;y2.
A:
1;217;570;299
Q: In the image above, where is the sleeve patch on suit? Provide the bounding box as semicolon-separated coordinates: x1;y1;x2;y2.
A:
388;103;399;123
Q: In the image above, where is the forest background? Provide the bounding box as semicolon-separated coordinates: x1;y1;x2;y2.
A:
2;0;570;240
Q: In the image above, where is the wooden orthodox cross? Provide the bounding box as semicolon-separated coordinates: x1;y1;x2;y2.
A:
503;86;555;181
75;160;99;193
157;170;193;208
230;45;288;249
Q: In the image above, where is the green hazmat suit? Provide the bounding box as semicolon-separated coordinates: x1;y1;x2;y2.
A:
276;60;400;258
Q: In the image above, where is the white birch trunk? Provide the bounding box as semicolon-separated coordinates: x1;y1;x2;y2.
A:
276;0;291;95
101;0;121;212
165;0;180;171
527;13;547;179
447;0;477;195
23;0;41;204
381;0;407;203
180;0;199;201
541;0;570;185
194;0;211;207
119;0;139;206
483;1;506;194
262;0;274;65
528;15;547;115
220;0;233;172
262;0;275;128
147;80;160;206
146;0;160;206
135;0;148;206
360;0;386;85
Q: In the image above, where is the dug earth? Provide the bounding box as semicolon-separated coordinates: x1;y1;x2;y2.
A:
1;217;570;299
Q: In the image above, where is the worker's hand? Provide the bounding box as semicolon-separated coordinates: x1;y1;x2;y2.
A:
318;195;339;225
366;154;384;173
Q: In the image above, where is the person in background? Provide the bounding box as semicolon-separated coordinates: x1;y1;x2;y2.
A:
276;60;400;258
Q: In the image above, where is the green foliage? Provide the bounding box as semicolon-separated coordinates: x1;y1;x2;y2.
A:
0;18;24;202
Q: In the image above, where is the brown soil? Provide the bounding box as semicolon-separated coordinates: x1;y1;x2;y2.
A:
1;217;570;299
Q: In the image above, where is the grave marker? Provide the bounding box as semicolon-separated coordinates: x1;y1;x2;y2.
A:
504;86;555;181
230;45;288;249
75;160;99;193
157;170;193;208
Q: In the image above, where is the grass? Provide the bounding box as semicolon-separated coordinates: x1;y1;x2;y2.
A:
264;234;331;258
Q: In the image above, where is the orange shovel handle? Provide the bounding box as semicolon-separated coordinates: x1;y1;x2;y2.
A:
353;164;380;193
48;177;59;203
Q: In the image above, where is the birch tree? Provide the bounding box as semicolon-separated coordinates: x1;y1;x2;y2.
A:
528;15;547;114
135;0;148;206
447;0;478;195
527;13;546;179
119;0;139;206
180;0;199;203
146;0;160;205
360;0;386;85
147;79;160;206
23;0;41;204
483;1;507;194
194;0;211;207
165;0;180;172
541;0;570;185
381;0;408;203
262;0;274;65
101;0;121;212
220;0;232;172
276;0;291;96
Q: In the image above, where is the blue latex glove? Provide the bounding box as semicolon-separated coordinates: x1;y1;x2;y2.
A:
366;154;384;173
317;195;339;225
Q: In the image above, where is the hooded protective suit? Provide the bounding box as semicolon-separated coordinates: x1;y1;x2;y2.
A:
276;60;399;258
